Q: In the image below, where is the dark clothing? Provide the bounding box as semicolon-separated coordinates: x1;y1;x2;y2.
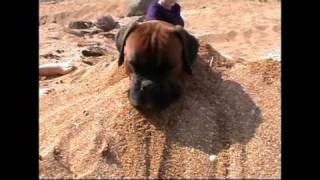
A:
145;0;184;26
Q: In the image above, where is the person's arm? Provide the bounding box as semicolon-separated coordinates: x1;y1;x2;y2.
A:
145;2;160;21
173;3;184;26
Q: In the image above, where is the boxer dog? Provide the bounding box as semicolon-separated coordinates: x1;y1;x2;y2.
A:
116;20;199;110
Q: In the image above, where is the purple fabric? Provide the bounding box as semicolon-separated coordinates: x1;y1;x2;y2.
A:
144;0;184;26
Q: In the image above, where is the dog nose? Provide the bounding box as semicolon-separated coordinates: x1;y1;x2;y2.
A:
140;80;154;91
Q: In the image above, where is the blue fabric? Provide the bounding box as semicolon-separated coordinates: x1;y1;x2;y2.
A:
145;0;184;26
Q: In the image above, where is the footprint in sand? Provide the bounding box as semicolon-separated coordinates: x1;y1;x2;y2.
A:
255;25;268;31
272;25;280;32
243;29;253;38
226;30;238;40
198;31;238;43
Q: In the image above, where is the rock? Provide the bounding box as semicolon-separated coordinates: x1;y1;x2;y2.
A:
40;53;60;59
68;21;94;29
95;16;117;32
83;110;89;116
82;47;107;57
56;50;64;54
126;0;153;17
209;155;217;162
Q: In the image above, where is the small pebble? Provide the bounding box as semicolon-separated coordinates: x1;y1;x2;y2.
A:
73;122;80;128
56;49;64;53
209;154;217;161
83;110;89;116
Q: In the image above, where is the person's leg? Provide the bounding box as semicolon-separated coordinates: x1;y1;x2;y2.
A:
39;62;74;76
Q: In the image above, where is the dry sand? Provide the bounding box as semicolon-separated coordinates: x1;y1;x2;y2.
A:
39;0;281;178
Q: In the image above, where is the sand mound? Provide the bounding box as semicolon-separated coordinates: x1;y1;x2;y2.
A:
39;41;280;178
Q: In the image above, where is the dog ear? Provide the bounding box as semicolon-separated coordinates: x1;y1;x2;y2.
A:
174;25;199;75
115;21;139;66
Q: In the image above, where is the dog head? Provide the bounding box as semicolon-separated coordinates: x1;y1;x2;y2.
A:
116;20;199;110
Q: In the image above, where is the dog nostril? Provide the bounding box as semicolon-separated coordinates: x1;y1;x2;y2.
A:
140;80;154;91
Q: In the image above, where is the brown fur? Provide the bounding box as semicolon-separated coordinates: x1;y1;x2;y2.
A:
115;20;199;109
124;21;184;81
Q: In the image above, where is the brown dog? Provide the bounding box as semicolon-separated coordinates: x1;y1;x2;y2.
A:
116;20;199;110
